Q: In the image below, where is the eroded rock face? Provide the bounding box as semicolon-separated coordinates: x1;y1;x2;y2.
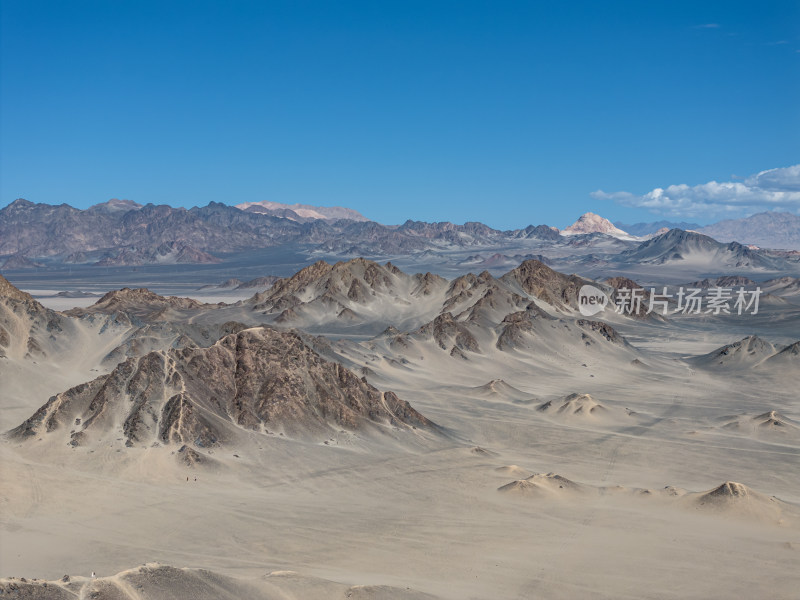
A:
414;312;480;354
66;288;206;319
575;319;625;344
0;274;67;359
495;303;555;351
254;260;335;310
412;272;447;296
11;327;434;447
252;258;443;316
500;260;590;309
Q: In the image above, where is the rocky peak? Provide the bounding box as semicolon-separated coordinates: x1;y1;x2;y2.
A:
88;199;143;213
11;326;435;447
500;259;588;308
4;198;35;211
562;213;633;239
0;274;37;304
88;288;203;311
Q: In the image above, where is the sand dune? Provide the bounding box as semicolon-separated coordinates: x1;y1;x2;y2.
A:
714;410;800;440
536;393;618;421
684;482;796;524
498;472;586;497
494;464;534;478
470;379;537;404
496;469;799;526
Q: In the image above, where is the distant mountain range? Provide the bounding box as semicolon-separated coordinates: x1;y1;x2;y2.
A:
1;200;798;275
0;198;563;265
696;212;800;250
619;228;782;270
615;212;800;250
614;220;702;237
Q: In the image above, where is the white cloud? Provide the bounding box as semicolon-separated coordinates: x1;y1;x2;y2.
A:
591;165;800;218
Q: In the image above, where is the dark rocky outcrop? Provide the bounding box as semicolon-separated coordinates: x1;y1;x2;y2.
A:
11;327;435;446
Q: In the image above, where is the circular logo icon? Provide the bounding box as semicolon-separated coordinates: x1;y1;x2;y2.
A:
578;284;608;316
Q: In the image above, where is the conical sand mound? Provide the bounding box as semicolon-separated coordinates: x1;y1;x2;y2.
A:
718;410;800;440
753;410;797;430
537;393;610;418
471;379;537;404
702;481;752;500
495;465;533;479
685;481;795;524
498;472;585;497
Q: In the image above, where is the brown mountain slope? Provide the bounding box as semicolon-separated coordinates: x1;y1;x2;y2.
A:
500;259;592;309
10;326;435;447
0;274;68;359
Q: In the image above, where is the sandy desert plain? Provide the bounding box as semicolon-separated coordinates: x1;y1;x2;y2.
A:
1;257;799;599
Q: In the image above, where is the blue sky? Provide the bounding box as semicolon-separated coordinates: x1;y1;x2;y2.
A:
1;1;798;229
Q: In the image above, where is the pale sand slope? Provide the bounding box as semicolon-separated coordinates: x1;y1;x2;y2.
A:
0;566;440;599
2;287;800;598
1;410;799;600
0;316;134;432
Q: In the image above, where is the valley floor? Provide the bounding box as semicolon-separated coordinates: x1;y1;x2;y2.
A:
1;274;799;599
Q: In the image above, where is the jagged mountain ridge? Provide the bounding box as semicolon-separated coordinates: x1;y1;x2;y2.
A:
0;274;71;360
0;199;565;263
697;212;800;250
691;335;800;369
3;200;797;276
619;228;783;269
1;253;44;269
92;241;221;266
615;212;800;250
67;287;208;318
32;258;642;378
19;258;628;365
11;326;435;447
321;259;638;364
614;219;702;237
249;258;449;329
247;258;610;335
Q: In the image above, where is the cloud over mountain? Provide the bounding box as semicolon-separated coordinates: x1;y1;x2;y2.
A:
592;165;800;218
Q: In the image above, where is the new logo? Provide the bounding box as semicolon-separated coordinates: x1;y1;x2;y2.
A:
578;285;609;316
